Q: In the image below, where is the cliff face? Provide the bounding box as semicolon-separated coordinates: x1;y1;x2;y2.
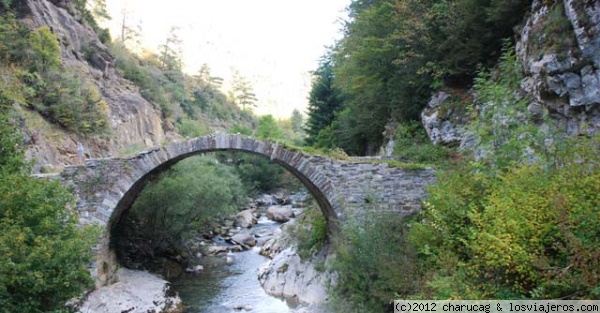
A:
18;0;178;171
422;0;600;146
517;0;600;134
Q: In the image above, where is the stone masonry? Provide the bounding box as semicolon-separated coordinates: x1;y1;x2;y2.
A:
58;133;436;286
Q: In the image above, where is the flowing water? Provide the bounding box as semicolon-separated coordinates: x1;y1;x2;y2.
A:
171;216;301;313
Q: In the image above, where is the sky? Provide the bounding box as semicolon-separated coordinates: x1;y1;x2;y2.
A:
102;0;349;118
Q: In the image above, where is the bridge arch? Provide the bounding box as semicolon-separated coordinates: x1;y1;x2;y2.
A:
107;134;341;235
64;133;342;286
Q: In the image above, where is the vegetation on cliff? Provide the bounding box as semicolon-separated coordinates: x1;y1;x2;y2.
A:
0;10;109;135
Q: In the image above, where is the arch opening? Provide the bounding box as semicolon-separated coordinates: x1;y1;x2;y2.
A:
95;140;340;285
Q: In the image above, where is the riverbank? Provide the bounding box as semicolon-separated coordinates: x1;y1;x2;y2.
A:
77;268;182;313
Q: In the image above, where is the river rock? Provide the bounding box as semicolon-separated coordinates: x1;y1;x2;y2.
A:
233;304;253;311
207;245;229;255
230;233;257;248
235;209;257;228
185;265;204;274
78;268;181;313
255;194;276;206
266;205;295;223
258;247;332;306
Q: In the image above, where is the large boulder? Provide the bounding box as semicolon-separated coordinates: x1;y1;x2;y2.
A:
230;233;257;248
235;209;257;228
266;205;295;223
258;248;333;306
77;268;181;313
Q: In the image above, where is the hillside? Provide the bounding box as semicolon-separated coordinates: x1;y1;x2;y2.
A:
1;0;254;173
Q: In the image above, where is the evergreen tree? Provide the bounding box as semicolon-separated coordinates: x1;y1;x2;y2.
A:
305;57;344;146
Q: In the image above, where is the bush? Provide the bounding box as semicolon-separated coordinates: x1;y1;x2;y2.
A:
27;69;110;135
410;135;600;299
0;112;97;312
233;153;286;194
331;212;421;312
176;119;207;138
294;203;328;260
393;121;449;164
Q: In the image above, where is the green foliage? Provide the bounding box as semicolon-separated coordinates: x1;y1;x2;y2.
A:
0;98;25;173
411;136;600;299
229;124;253;136
230;153;286;194
527;2;576;59
305;56;344;146
294;203;328;260
176;118;207;138
277;111;306;146
331;212;420;312
26;69;110;135
256;115;283;141
0;15;109;135
393;121;449;164
113;156;247;269
108;42;254;127
407;47;600;299
0;111;97;312
468;44;550;170
27;26;61;73
308;0;533;155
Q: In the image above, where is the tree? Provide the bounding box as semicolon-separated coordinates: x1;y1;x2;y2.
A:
0;108;96;312
117;7;142;49
305;57;344;146
158;26;183;72
88;0;111;22
28;26;61;73
256;115;283;140
229;70;257;111
290;108;304;133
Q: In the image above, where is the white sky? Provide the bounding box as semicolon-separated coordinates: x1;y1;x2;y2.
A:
103;0;349;118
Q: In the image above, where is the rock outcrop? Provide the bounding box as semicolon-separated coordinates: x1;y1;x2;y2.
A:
258;247;333;306
517;0;600;134
18;0;178;171
421;90;470;146
422;0;600;146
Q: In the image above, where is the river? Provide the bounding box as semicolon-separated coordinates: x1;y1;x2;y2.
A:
171;213;305;313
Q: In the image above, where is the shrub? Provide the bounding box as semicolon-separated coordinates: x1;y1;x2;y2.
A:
233;153;286;194
28;70;110;135
0;112;98;312
331;212;421;312
294;203;328;260
393;120;449;164
176;119;207;138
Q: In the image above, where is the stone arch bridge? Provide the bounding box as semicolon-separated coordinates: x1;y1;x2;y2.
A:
57;133;435;285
